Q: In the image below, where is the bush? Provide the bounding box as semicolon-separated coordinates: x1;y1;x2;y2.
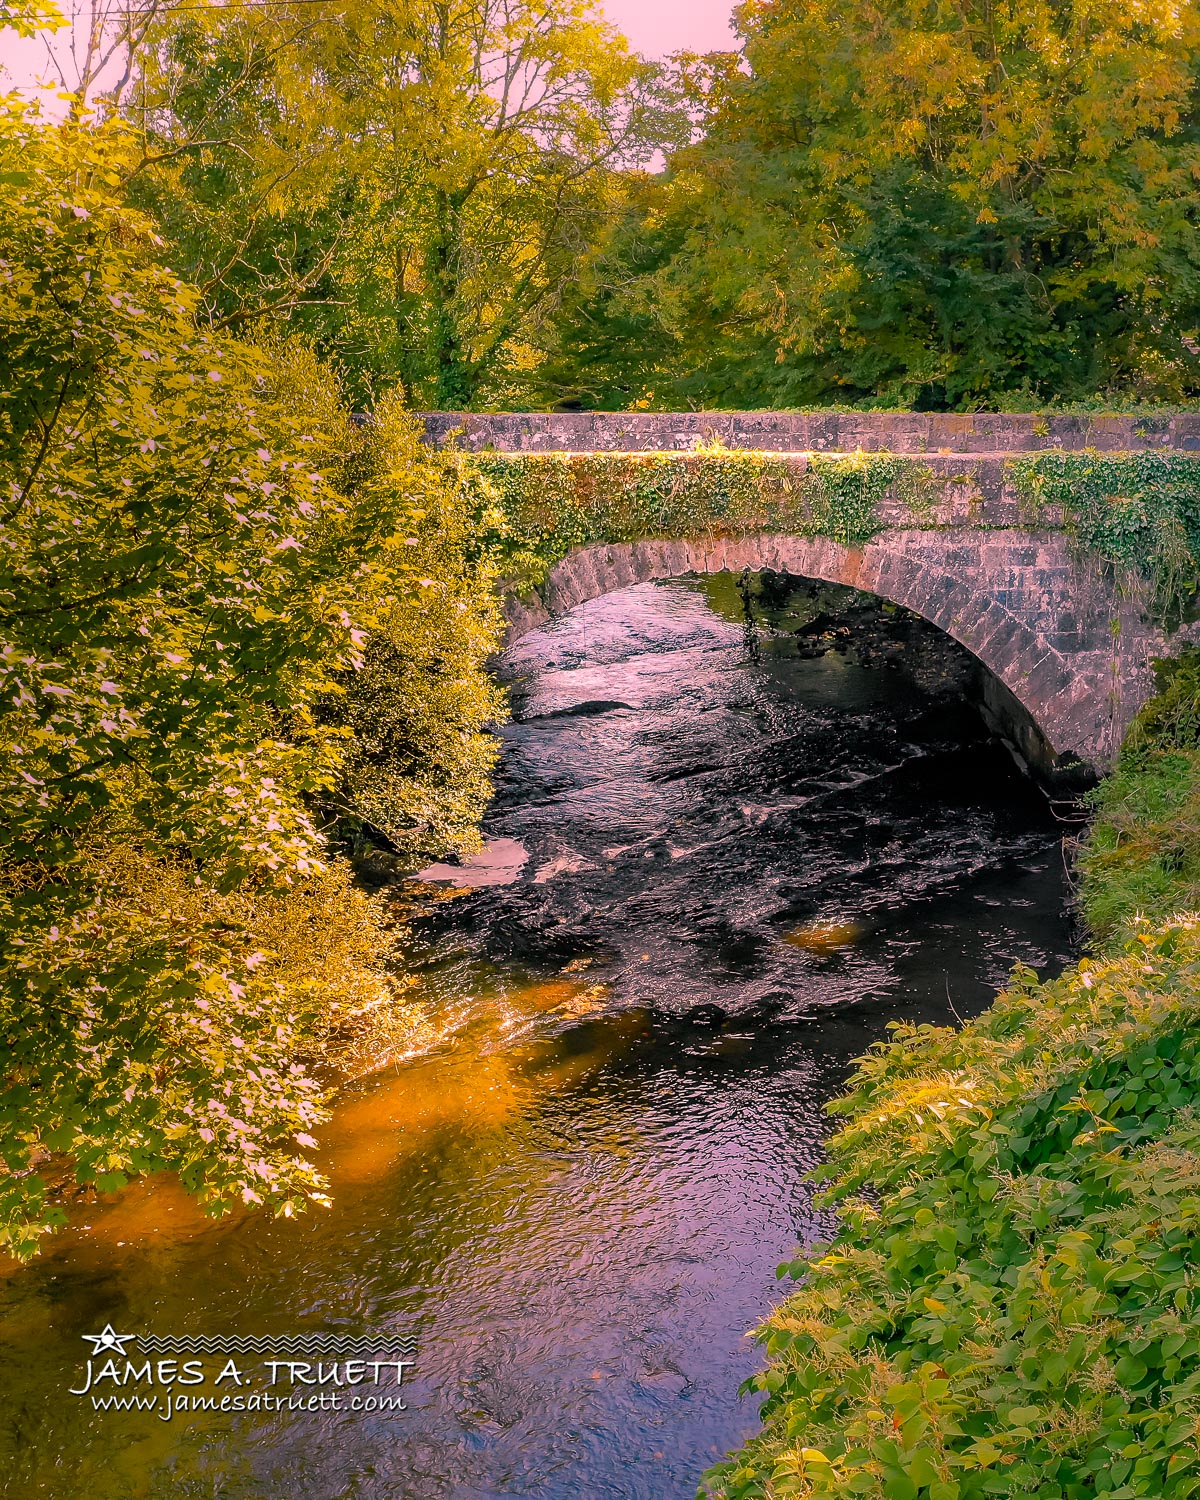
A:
0;101;502;1255
1080;651;1200;947
703;923;1200;1500
322;399;506;862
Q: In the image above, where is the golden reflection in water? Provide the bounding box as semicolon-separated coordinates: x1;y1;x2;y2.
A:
783;919;864;952
0;1174;218;1276
323;1050;527;1186
0;973;631;1267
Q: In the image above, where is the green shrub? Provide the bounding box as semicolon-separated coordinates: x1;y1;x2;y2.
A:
1080;651;1200;947
703;921;1200;1500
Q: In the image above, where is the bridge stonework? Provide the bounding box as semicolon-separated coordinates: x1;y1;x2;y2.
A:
502;531;1145;775
421;413;1200;773
420;410;1200;455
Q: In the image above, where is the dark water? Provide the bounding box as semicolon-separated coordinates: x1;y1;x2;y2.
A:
0;578;1074;1500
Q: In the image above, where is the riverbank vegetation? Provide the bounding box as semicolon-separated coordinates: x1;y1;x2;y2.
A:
0;90;503;1256
700;660;1200;1498
1081;652;1200;945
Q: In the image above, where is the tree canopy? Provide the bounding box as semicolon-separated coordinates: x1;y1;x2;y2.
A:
124;0;680;407
552;0;1200;410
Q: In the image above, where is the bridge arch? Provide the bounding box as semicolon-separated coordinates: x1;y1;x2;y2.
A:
502;530;1150;775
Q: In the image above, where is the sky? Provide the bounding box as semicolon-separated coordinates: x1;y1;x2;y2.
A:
600;0;738;56
0;0;739;98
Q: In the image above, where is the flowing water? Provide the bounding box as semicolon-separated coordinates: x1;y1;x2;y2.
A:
0;577;1076;1500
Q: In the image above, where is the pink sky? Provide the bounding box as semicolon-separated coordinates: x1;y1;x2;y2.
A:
600;0;738;56
0;0;739;96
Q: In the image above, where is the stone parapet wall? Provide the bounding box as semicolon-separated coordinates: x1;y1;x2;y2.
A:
414;410;1200;769
420;410;1200;454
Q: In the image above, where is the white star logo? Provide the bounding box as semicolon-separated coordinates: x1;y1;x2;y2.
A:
81;1324;136;1357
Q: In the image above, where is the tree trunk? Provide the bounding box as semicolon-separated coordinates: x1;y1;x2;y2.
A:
428;191;474;407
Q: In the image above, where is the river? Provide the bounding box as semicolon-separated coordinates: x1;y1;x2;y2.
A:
0;574;1075;1500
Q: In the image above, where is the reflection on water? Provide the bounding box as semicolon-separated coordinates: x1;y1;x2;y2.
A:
0;578;1075;1500
416;837;531;888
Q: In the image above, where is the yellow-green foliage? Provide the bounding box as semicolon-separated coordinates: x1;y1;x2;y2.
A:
128;0;674;408
704;921;1200;1500
469;449;930;584
1079;651;1200;948
323;400;507;861
0;102;502;1256
62;842;402;1072
598;0;1200;409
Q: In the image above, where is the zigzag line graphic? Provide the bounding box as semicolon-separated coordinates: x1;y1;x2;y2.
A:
135;1335;417;1356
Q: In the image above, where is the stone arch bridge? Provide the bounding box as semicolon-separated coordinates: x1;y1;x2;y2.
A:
420;412;1200;775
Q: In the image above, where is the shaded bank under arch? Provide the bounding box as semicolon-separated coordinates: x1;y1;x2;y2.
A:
501;531;1158;776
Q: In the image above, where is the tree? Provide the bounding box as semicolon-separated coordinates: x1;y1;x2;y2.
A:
0;94;503;1256
0;0;62;38
526;154;695;411
322;401;507;856
120;3;353;356
593;0;1200;409
125;0;679;408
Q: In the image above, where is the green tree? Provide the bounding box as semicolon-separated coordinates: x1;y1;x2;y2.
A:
322;401;507;856
0;95;502;1256
125;0;679;408
590;0;1200;409
528;174;689;410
